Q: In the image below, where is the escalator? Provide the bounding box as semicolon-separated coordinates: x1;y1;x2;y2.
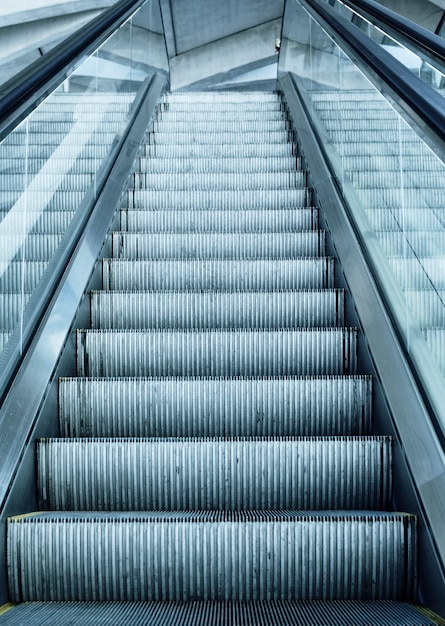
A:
1;0;445;624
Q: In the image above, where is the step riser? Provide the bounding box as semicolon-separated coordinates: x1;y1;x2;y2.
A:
146;131;290;144
8;514;416;602
119;208;319;233
111;233;325;260
138;156;300;173
151;121;289;132
38;438;391;511
59;377;373;438
0;262;46;292
141;144;295;158
130;172;305;190
90;290;344;329
102;259;335;291
76;330;357;377
126;189;312;210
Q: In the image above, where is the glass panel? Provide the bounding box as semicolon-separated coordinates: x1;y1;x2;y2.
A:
279;0;445;426
331;0;445;92
0;0;168;360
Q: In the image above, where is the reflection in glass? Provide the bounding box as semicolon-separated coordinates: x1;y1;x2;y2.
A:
0;0;168;359
279;0;445;379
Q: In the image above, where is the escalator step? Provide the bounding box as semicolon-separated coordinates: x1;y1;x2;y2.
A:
58;375;373;438
111;232;325;260
38;436;391;511
90;290;344;329
141;143;295;158
152;119;288;132
130;171;305;190
8;511;416;602
137;155;300;173
119;207;319;232
76;328;358;377
145;130;289;144
102;258;335;291
127;189;311;209
156;108;286;120
0;261;47;292
163;92;280;102
0;600;436;626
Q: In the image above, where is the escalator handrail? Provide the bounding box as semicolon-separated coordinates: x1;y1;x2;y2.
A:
341;0;445;66
302;0;445;158
0;0;147;142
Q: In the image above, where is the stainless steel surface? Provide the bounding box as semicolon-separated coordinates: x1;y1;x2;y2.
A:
59;376;373;437
90;290;344;329
76;328;358;377
0;599;439;626
38;436;392;510
8;511;415;601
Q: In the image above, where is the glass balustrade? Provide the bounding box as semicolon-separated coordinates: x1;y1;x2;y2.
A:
0;0;168;362
279;0;445;432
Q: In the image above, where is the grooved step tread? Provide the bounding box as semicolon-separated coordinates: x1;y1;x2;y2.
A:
0;601;439;626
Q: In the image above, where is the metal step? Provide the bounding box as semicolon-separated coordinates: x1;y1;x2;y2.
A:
130;171;305;190
76;328;358;377
38;436;391;511
0;144;110;159
389;257;445;289
1;234;63;261
156;108;286;120
8;511;416;602
356;188;436;210
0;600;437;626
152;119;289;133
405;290;445;327
0;293;32;331
0;191;87;211
342;154;443;172
126;189;311;209
2;132;118;146
350;171;445;190
141;143;295;158
0;261;47;292
58;375;373;438
137;155;300;173
119;207;319;232
101;258;335;291
0;330;10;352
0;173;94;191
366;208;445;231
145;130;290;144
90;290;344;329
163;92;280;103
378;231;445;258
0;157;100;175
111;232;325;260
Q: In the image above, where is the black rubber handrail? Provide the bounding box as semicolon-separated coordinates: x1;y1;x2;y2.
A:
0;0;147;141
341;0;445;65
302;0;445;157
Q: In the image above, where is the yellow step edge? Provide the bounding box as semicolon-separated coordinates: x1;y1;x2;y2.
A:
0;603;15;616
